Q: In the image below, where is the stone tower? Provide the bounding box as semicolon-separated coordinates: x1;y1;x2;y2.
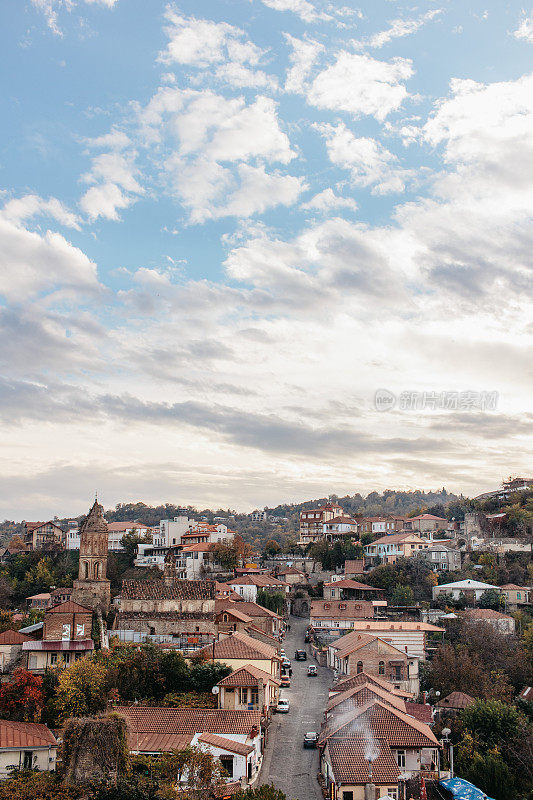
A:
72;499;111;612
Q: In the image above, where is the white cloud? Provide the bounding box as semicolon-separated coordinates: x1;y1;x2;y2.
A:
80;149;143;222
255;0;327;24
85;128;131;150
214;63;278;91
31;0;117;35
513;13;533;43
2;194;81;229
0;216;99;302
353;9;443;50
308;53;414;120
284;35;323;93
301;188;358;213
316;123;411;194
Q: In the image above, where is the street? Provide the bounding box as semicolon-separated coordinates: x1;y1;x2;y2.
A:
259;615;330;800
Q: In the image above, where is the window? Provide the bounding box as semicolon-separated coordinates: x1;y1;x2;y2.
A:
330;589;335;598
384;789;398;799
378;661;385;675
23;751;33;770
343;792;353;800
396;750;406;768
239;688;248;705
356;661;363;674
250;687;259;706
219;756;234;778
50;653;58;665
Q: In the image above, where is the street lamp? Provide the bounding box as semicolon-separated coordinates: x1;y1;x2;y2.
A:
441;727;453;778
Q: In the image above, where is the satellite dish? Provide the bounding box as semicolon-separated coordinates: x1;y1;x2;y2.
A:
212;686;220;694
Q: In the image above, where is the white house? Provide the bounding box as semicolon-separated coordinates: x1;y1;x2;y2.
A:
226;575;289;603
432;579;500;603
0;720;57;777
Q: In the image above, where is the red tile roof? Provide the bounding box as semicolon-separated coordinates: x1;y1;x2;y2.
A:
228;575;287;588
330;621;443;640
436;691;475;710
121;580;215;600
324;579;381;591
217;664;281;688
344;560;364;575
405;702;434;724
115;707;262;741
0;720;57;749
320;700;440;747
215;600;281;619
197;732;254;756
326;683;406;715
46;601;92;614
332;672;413;699
326;736;401;784
463;609;514;621
194;631;278;661
333;633;407;661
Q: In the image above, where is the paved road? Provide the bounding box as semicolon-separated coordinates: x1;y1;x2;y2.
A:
259;615;330;800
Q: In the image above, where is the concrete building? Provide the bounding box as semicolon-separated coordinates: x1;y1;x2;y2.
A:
365;532;430;565
328;620;444;662
323;516;358;541
298;503;343;547
432;579;499;604
193;631;281;679
310;600;377;638
417;544;461;572
225;575;289;603
463;608;516;634
24;521;64;551
500;583;530;609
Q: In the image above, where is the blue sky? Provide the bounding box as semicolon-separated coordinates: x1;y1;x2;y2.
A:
1;0;532;517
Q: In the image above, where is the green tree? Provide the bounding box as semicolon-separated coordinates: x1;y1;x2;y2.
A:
460;699;526;749
390;584;414;606
478;588;504;610
264;540;281;556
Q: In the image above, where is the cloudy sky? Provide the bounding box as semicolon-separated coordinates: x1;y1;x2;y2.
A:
1;0;532;518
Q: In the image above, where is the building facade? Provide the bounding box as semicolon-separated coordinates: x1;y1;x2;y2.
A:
72;500;111;612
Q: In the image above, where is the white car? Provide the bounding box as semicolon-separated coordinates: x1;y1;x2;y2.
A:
276;698;290;713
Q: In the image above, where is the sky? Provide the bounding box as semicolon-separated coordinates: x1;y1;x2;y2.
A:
1;0;532;519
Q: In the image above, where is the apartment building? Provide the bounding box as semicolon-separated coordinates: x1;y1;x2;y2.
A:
298;503;343;547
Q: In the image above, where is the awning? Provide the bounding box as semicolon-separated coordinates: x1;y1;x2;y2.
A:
440;777;495;800
22;639;94;652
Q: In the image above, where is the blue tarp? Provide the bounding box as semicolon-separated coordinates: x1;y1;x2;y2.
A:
440;777;495;800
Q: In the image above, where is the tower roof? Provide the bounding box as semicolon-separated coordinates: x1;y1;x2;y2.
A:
80;499;108;535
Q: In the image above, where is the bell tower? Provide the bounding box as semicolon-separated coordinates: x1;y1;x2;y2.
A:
72;499;111;612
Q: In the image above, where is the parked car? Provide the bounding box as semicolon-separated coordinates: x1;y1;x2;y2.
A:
295;650;307;660
303;732;318;748
307;665;317;676
276;698;290;713
279;649;286;657
280;675;291;687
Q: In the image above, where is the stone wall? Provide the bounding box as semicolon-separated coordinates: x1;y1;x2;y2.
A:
44;610;93;641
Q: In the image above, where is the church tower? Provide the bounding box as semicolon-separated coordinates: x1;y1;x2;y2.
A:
72;499;111;612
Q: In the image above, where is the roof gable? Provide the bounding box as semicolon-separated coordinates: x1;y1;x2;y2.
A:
46;600;92;614
320;700;440;747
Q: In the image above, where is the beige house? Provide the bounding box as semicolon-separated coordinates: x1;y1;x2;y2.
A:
463;608;516;634
500;584;530;609
327;632;420;695
0;720;57;777
193;631;281;678
216;664;280;714
327;620;444;661
0;629;34;674
365;533;430;565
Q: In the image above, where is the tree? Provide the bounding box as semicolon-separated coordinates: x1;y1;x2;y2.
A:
264;540;281;556
156;745;225;796
233;785;288;800
522;621;533;655
460;699;526;750
461;748;513;800
0;669;43;721
61;715;129;785
390;584;414;606
0;772;85;800
478;588;504;610
55;658;107;721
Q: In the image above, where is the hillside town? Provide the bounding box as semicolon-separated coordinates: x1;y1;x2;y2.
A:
0;478;529;800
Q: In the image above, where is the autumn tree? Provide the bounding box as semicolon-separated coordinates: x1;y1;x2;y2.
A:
55;658;107;721
0;669;43;721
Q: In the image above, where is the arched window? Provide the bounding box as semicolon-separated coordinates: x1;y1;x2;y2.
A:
356;661;363;674
84;561;89;579
94;562;100;579
378;661;385;675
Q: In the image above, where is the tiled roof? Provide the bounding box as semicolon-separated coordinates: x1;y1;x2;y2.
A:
332;672;411;698
344;560;364;574
182;543;215;553
0;629;34;645
197;732;254;756
324;580;380;591
310;600;375;619
133;732;193;753
228;575;286;588
51;587;73;597
327;736;401;785
326;683;407;715
216;607;253;624
115;707;261;738
324;516;357;525
410;514;448;521
319;700;440;747
121;580;215;600
194;631;278;661
0;720;57;749
216;600;281;619
217;664;280;688
334;634;407;661
277;567;305;576
436;692;475;710
500;584;527;591
46;601;92;614
405;702;433;724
